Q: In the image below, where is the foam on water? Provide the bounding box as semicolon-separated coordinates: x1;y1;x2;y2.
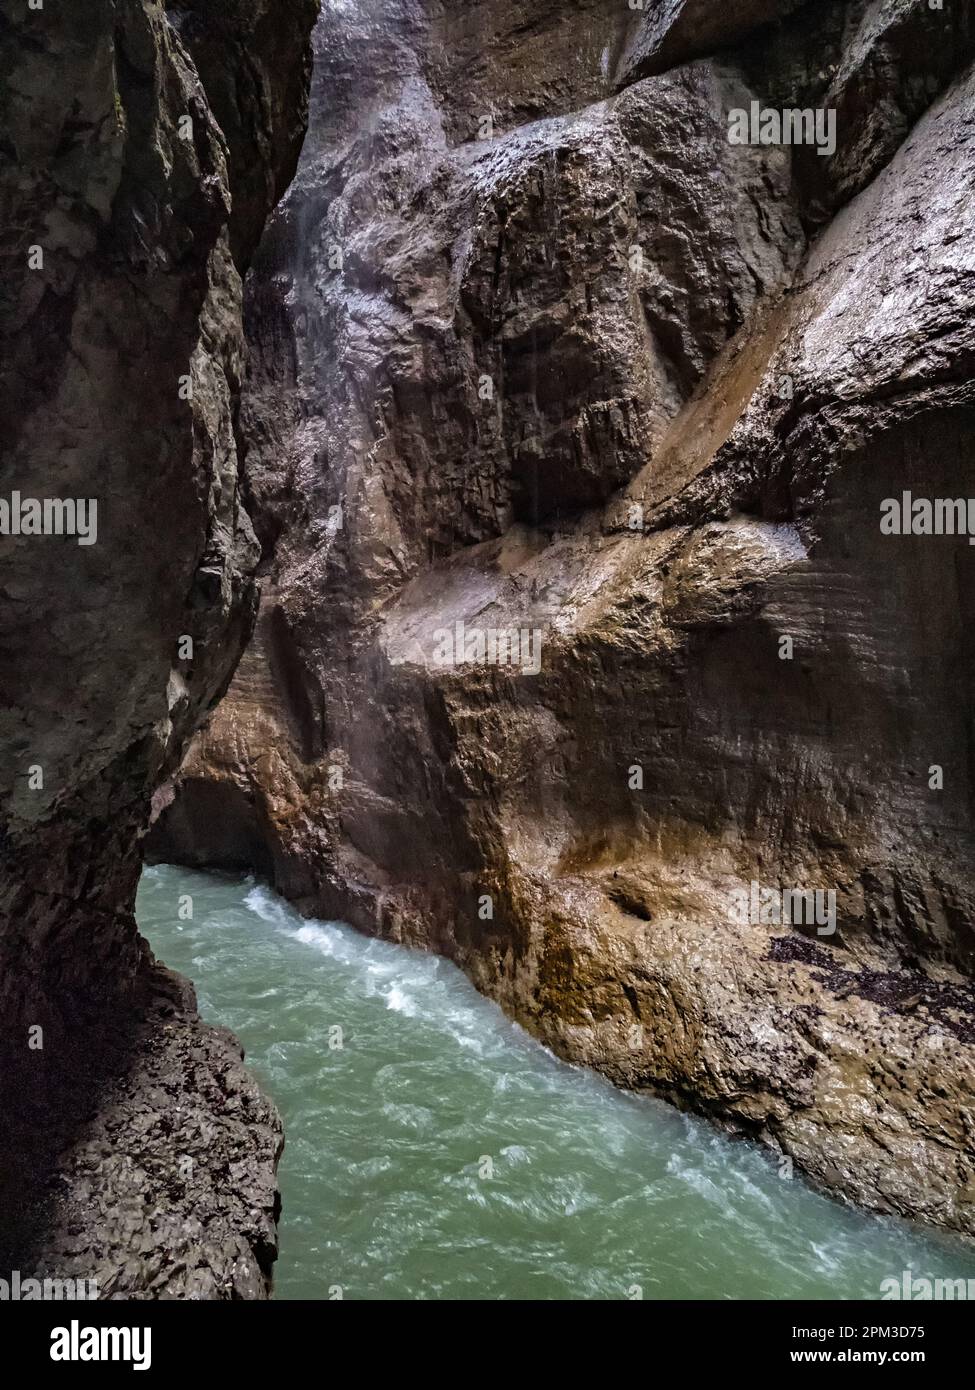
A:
137;864;975;1301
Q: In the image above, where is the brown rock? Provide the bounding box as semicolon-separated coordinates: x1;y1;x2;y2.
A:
152;3;975;1238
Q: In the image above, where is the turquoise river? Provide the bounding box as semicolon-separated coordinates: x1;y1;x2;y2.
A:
137;864;975;1301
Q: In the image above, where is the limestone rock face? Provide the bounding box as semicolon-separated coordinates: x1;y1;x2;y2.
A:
739;0;975;221
152;1;975;1235
619;0;810;85
0;0;317;1295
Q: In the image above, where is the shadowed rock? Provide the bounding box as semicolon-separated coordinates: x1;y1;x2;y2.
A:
0;0;317;1296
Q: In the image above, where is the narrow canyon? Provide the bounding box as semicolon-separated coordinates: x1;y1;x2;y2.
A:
3;0;975;1297
151;0;975;1237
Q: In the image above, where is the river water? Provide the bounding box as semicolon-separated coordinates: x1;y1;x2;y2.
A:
137;863;975;1301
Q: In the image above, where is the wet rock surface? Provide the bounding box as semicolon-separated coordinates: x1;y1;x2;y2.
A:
0;0;317;1295
619;0;810;86
151;0;975;1236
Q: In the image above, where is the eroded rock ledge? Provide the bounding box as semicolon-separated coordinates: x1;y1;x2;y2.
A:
0;0;317;1295
152;0;975;1236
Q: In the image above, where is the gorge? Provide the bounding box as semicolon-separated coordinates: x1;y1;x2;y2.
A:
150;0;975;1242
3;0;975;1299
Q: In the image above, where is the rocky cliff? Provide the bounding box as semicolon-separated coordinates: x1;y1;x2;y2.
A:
150;0;975;1235
0;0;317;1295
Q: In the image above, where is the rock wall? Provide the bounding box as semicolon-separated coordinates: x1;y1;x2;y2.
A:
0;0;317;1295
151;0;975;1235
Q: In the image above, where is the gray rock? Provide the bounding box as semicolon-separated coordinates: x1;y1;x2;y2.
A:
0;0;317;1296
619;0;811;85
